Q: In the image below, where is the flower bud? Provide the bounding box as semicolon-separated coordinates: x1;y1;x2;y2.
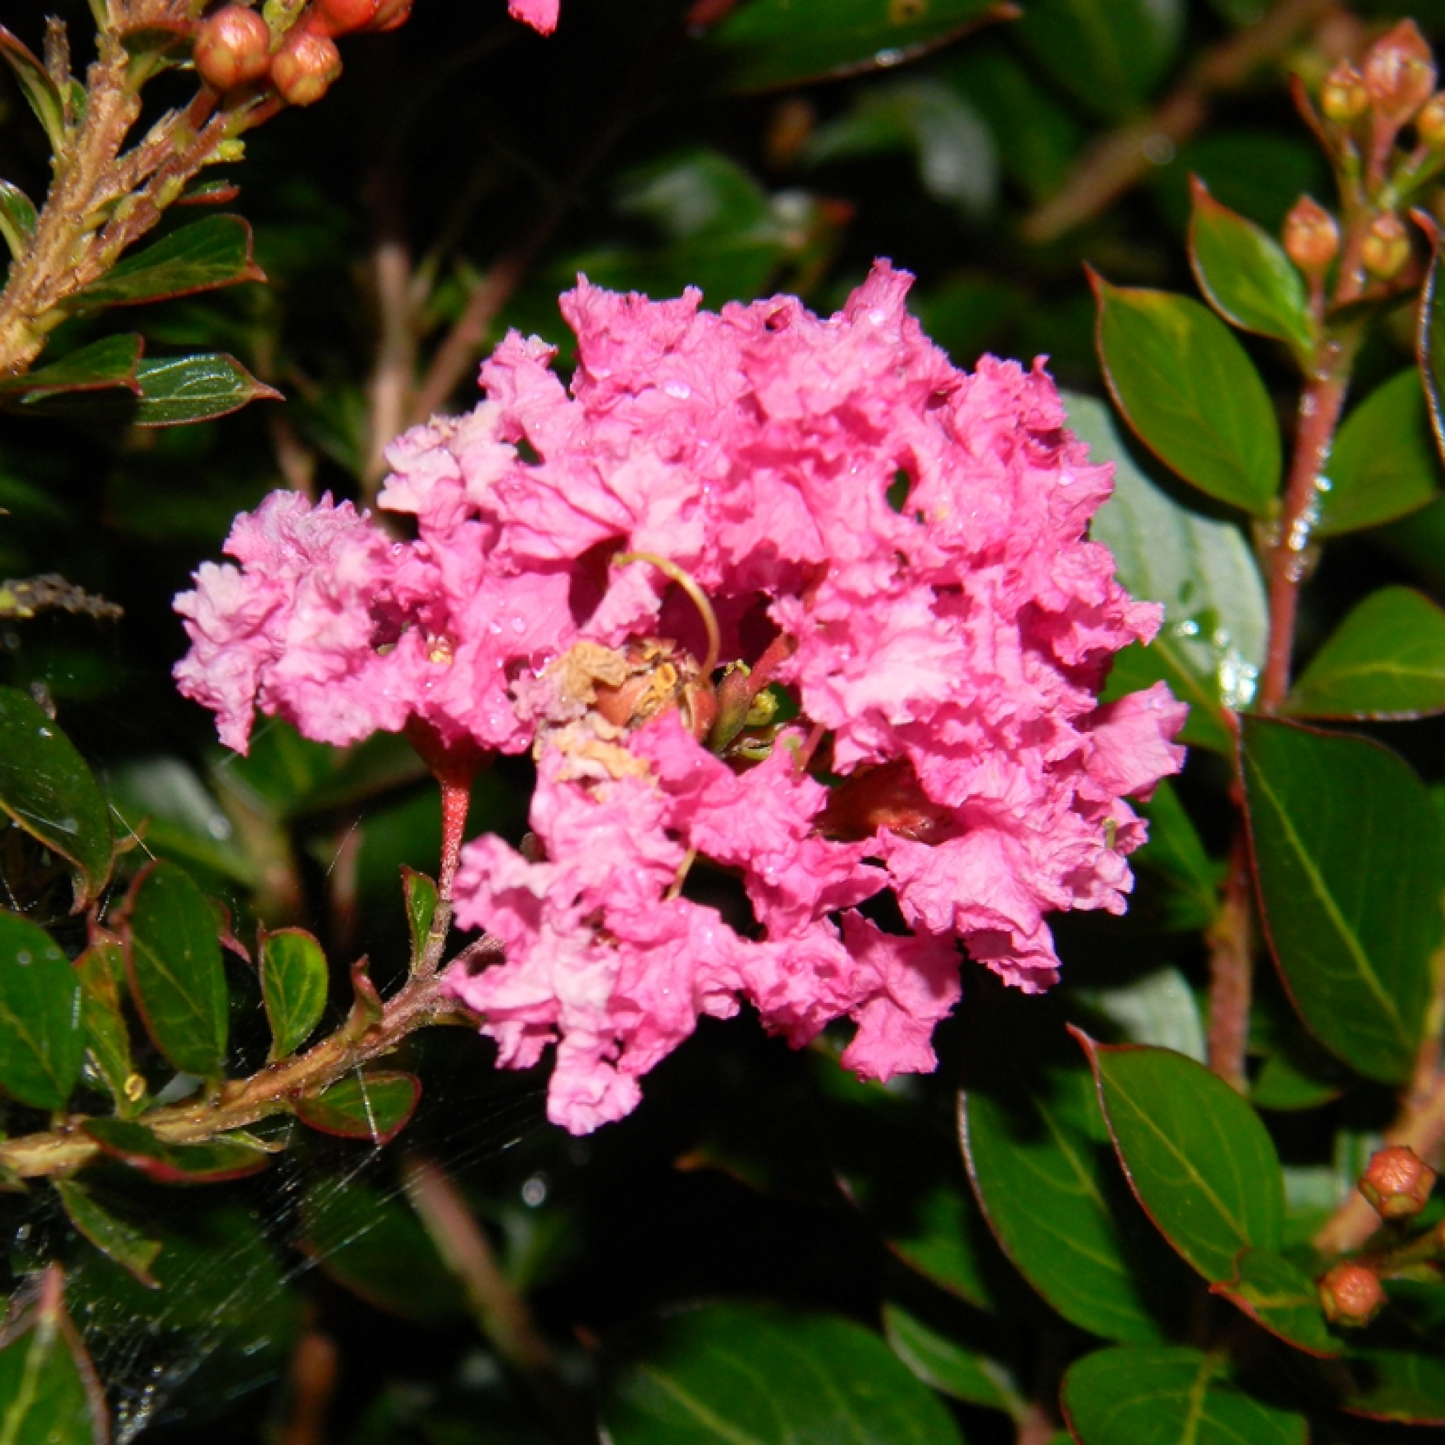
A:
1361;211;1411;279
368;0;413;31
1363;20;1438;127
1418;93;1445;148
1319;1261;1386;1327
312;0;378;36
1283;196;1339;275
1321;62;1369;124
193;4;272;93
272;24;342;106
1360;1145;1438;1218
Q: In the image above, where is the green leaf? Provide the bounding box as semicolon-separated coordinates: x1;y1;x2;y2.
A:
53;1178;161;1288
961;1026;1173;1343
294;1071;420;1146
1073;966;1207;1063
1318;370;1443;536
1211;1246;1339;1356
1188;176;1314;359
1062;1346;1307;1445
0;910;84;1111
1015;0;1183;120
1076;1034;1284;1281
74;930;145;1117
0;25;66;155
68;215;266;310
1;334;144;402
882;1302;1024;1415
1341;1348;1445;1424
880;1174;1005;1311
259;927;328;1061
1072;392;1266;752
131;352;282;427
600;1303;964;1444
1285;586;1445;719
1415;208;1445;469
402;867;437;968
0;684;114;903
82;1118;271;1183
703;0;1007;94
1092;273;1282;515
304;1178;466;1323
0;178;37;261
120;860;229;1079
0;1265;109;1445
1241;716;1442;1083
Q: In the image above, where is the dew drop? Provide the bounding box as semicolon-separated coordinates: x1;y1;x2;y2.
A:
663;380;692;400
36;727;51;739
14;950;30;966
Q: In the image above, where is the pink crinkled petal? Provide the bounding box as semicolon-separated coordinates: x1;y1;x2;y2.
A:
508;0;558;34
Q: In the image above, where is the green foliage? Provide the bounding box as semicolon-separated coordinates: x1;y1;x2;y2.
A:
4;1;1445;1441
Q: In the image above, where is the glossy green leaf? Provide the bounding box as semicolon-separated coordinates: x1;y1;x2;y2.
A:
1188;177;1314;358
0;910;84;1111
1211;1246;1339;1355
0;684;114;903
0;177;37;260
1062;1346;1308;1445
600;1303;963;1444
1241;716;1441;1083
1092;274;1282;515
294;1071;420;1146
1319;371;1442;536
304;1178;466;1323
121;860;229;1079
0;1265;108;1445
703;0;1007;94
260;927;328;1061
82;1118;270;1183
74;930;144;1117
131;352;282;427
0;25;66;155
882;1302;1023;1415
1342;1348;1445;1424
1285;586;1445;719
1016;0;1182;120
962;1042;1172;1343
0;334;143;401
67;215;265;310
1077;1034;1284;1281
53;1178;161;1288
1073;392;1266;752
1074;967;1207;1063
402;867;438;968
1416;208;1445;469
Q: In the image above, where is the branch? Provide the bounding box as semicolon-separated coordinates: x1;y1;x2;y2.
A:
1020;0;1344;245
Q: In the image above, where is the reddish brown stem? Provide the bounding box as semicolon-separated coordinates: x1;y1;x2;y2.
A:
1258;366;1350;711
1206;830;1254;1092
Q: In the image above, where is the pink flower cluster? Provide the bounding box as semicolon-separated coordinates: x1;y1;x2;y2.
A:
175;262;1185;1133
508;0;557;34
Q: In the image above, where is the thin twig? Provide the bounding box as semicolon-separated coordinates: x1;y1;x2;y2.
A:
1206;831;1253;1092
1021;0;1343;245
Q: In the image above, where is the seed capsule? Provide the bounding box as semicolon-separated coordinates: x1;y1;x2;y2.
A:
272;24;342;106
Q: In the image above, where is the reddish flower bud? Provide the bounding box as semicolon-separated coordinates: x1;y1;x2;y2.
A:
1361;211;1411;279
193;4;272;93
1321;62;1369;123
1418;93;1445;147
1319;1261;1386;1327
272;25;342;106
1363;20;1438;127
368;0;413;31
1360;1145;1438;1218
312;0;379;37
1283;196;1339;275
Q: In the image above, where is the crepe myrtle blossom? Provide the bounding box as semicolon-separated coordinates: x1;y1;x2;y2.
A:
509;0;558;33
174;261;1186;1134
